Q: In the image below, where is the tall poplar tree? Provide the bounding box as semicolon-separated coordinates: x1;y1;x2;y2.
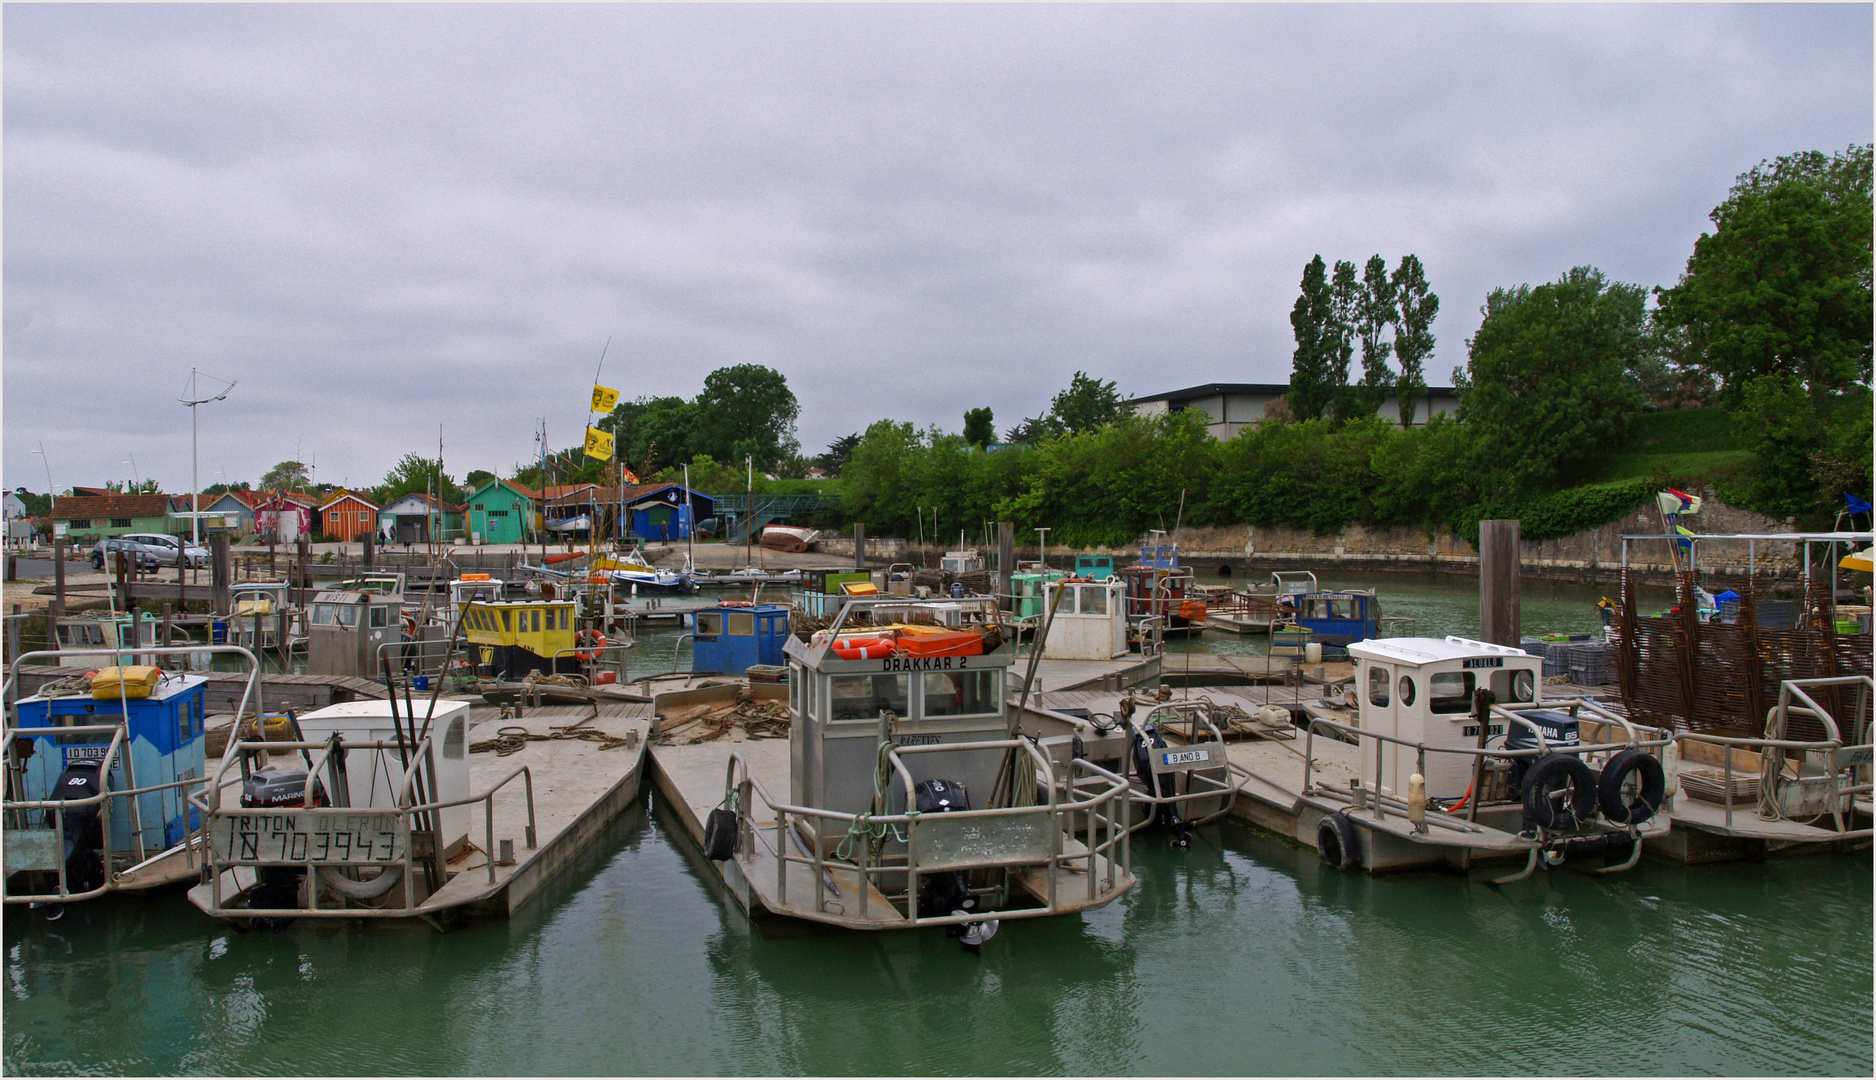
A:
1391;254;1439;428
1286;255;1334;420
1355;254;1398;417
1328;259;1360;417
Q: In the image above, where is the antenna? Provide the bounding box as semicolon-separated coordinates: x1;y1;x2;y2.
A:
179;368;236;548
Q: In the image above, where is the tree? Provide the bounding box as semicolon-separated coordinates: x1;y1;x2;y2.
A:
1327;259;1360;417
204;480;250;496
1286;255;1336;421
260;460;311;491
1391;255;1438;428
376;454;462;505
1003;414;1062;446
815;433;861;476
602;395;696;477
464;469;496;490
1653;144;1872;401
1459;266;1648;488
1354;254;1398;418
1049;372;1126;434
689;365;800;471
963;407;996;448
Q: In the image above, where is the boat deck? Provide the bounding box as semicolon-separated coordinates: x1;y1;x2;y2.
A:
651;736;1128;929
189;701;651;922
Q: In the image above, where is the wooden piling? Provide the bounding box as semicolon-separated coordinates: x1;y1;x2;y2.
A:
1479;519;1522;647
853;522;866;570
51;537;66;619
211;535;232;615
997;522;1014;611
363;533;374;569
6;604;20;667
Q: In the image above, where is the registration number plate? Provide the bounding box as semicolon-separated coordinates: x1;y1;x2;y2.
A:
211;811;405;865
1162;749;1210;766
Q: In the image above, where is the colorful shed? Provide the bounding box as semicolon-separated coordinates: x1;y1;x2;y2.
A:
318;491;381;543
464;479;537;545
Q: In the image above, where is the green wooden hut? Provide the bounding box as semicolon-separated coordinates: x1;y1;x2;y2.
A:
463;479;537;545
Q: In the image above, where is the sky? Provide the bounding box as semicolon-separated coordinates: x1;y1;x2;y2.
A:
4;3;1871;497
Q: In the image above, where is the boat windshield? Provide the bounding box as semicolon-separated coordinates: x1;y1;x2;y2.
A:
829;673;909;722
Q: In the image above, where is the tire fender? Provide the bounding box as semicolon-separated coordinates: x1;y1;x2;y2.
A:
1597;748;1666;826
1316;811;1360;871
702;807;738;861
1521;753;1598;832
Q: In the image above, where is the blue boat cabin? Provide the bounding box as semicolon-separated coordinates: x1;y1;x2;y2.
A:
13;673;208;849
1291;590;1382;649
691;603;790;674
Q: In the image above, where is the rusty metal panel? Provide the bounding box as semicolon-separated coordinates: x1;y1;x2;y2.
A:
4;828;61;874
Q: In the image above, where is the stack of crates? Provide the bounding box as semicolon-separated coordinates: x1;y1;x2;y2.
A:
1550;641;1615;686
1716;597;1797;629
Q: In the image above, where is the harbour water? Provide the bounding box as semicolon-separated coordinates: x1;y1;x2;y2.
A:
7;571;1869;1075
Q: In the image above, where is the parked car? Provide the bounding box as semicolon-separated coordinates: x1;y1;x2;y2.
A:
120;532;210;568
91;538;162;572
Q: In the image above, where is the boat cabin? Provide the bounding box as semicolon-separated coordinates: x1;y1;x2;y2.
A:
51;613;161;668
785;602;1013;854
307;590;407;678
340;573;406;597
11;672;208;850
215;582;296;650
940;550;984;573
461;599;580;677
1073;555;1116;579
691;603;790;674
1136;544;1179;569
1009;571;1068;619
293;700;474;857
1038;578;1129;660
1347;636;1541;802
1291;589;1381;648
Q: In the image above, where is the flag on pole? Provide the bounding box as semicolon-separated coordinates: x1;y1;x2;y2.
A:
621;466;640;486
583;426;615;461
590;385;620;413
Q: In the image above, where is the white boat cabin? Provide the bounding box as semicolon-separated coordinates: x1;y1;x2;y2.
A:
1039;578;1129;660
1347;636;1541;802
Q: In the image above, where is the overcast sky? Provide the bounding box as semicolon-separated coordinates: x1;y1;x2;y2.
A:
4;3;1870;496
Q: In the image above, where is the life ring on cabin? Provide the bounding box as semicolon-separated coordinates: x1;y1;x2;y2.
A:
1596;748;1666;826
830;635;895;660
575;628;608;662
719;600;754;608
1520;753;1599;832
1316;811;1360;870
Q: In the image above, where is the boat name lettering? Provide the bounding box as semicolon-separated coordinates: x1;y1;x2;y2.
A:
897;734;942;746
879;656;966;672
1461;657;1505;669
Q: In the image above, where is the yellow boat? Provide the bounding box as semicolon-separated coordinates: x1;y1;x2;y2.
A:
461;599;583;678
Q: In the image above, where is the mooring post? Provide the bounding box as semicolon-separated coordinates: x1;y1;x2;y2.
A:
362;532;374;569
161;603;174;667
211;534;232;616
997;521;1015;611
1479;519;1522;647
6;604;21;668
51;537;66;620
853;522;867;570
116;550;132;612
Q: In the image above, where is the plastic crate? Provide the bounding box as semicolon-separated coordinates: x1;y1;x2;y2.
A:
1519;638;1551;659
1552;642;1615;686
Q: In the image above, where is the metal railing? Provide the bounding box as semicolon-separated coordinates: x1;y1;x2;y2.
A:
1676;676;1873;833
721;738;1132;928
193;732;541;917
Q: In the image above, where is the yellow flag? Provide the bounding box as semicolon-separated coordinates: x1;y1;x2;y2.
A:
583;426;615;460
590;385;620;413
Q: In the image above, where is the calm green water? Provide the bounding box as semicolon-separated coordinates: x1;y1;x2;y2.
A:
9;572;1869;1075
5;807;1870;1075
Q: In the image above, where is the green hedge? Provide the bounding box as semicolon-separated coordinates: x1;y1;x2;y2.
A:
1454;479;1656;548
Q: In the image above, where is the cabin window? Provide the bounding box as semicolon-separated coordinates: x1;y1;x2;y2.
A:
311;604;358;628
726;612;755;637
369;606;388;628
1081;586;1107;615
501;610;511;633
1054;589;1077;616
558;608;569;631
178;703;191;744
921;670;998;718
694;611;721;638
194;696;204;736
829;674;909;722
1398;677;1416;707
1493;668;1536;704
442;717;465;760
531;609;541;633
1368;665;1390;707
1428;671;1475;714
54;715;100;746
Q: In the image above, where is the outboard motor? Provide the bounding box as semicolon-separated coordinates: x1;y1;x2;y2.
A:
1130;722;1192;848
912;778;998;950
48;762;107;899
1507;710;1596;847
239;767;328;929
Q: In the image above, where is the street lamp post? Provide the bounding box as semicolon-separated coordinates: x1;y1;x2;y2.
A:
180;369;235;549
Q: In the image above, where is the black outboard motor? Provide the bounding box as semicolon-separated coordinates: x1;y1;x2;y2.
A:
1130;723;1191;848
1505;710;1581;791
912;778;998;950
240;767;327;929
49;762;107;897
